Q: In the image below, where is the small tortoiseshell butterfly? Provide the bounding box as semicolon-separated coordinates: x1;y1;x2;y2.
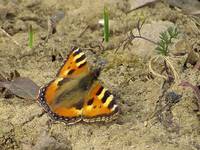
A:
37;47;119;125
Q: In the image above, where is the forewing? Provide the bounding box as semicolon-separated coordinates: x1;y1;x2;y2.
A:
37;47;90;125
57;47;89;78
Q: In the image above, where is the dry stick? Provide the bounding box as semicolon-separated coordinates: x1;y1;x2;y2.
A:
148;56;168;80
78;25;89;38
190;16;200;35
115;32;157;53
133;35;157;45
163;56;179;83
0;27;21;47
149;55;180;83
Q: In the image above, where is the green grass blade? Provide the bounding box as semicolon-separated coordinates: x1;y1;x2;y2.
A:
28;25;33;48
103;6;109;42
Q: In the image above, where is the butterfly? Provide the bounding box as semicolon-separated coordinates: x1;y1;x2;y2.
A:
37;47;119;125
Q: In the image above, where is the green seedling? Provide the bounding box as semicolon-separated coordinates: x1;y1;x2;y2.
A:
155;27;179;56
28;24;33;48
149;26;179;83
103;6;109;42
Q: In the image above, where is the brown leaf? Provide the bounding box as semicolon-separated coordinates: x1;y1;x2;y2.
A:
183;49;200;70
0;77;40;100
167;0;200;15
179;81;200;109
128;0;157;13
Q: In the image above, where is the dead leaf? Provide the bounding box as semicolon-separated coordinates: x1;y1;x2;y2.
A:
179;81;200;110
0;70;21;98
0;77;40;100
184;49;199;68
128;0;157;13
167;0;200;15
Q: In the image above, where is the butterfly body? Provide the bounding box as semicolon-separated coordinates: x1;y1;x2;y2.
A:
38;47;119;125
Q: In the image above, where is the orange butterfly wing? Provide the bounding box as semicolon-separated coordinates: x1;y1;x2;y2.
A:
38;86;83;124
82;82;119;123
57;47;89;78
38;47;119;125
38;47;89;124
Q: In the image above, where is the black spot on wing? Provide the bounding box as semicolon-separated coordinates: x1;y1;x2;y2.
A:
108;99;116;109
78;61;87;68
57;78;71;86
75;54;86;63
87;98;94;105
96;86;103;96
67;69;75;75
102;90;111;103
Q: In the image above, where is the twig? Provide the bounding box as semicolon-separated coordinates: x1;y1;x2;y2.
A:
130;34;157;45
148;55;179;83
0;27;21;47
163;57;179;83
78;25;89;38
148;55;168;80
115;19;157;53
137;19;145;36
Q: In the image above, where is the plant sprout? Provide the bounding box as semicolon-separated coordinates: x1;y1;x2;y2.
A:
155;27;179;56
115;19;180;84
103;6;109;42
28;24;33;48
149;26;179;83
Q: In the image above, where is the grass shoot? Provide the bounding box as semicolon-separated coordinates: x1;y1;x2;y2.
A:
28;24;33;48
103;6;109;42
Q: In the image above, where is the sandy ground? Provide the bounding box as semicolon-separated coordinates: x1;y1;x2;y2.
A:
0;0;200;150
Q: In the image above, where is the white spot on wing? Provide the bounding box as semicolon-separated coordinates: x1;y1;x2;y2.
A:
111;104;118;111
73;48;80;54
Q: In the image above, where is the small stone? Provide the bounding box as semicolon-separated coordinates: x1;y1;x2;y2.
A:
15;20;27;31
144;121;148;127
